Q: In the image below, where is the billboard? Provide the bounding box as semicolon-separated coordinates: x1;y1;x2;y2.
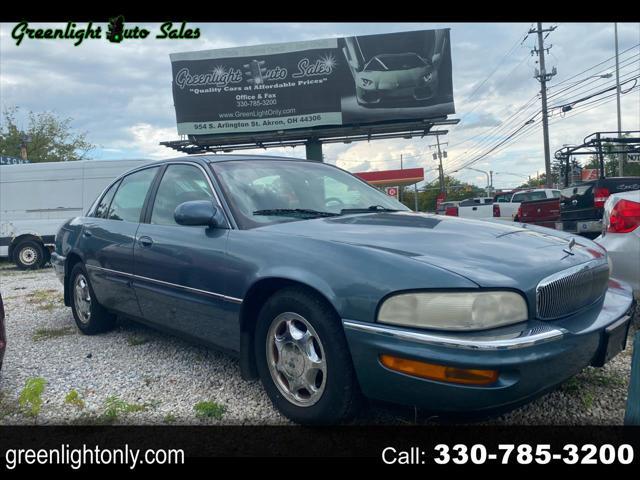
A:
170;29;454;136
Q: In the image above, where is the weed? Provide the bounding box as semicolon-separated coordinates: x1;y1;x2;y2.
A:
32;326;74;342
102;396;148;422
164;413;177;424
194;401;226;420
18;377;46;417
127;335;149;346
64;390;85;409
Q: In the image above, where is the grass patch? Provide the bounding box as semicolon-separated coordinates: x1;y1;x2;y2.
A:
102;396;148;423
26;289;62;312
164;413;177;424
194;401;226;420
64;390;85;409
32;326;74;342
127;335;149;346
18;377;46;418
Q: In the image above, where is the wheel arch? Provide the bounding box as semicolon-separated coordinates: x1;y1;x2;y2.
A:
8;233;44;260
238;276;342;380
63;251;84;306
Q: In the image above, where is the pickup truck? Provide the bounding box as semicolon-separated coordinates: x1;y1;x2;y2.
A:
444;197;494;219
517;197;561;229
492;188;560;221
559;176;640;239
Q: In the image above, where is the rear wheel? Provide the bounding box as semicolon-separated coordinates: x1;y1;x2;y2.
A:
13;240;46;270
69;263;116;335
255;287;361;424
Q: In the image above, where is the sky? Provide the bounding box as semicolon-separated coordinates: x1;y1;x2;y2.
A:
1;22;639;190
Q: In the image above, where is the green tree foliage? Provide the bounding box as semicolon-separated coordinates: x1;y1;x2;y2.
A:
0;107;94;162
400;176;485;212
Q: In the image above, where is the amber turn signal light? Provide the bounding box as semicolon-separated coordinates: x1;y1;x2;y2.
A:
380;355;498;386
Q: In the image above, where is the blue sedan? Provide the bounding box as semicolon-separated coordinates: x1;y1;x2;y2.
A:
52;155;636;424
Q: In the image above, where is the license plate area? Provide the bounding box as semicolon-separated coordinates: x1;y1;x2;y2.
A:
591;316;631;367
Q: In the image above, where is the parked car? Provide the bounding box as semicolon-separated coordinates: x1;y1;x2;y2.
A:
447;197;493;219
53;155;635;424
493;188;560;221
559;177;640;239
435;201;459;215
595;190;640;298
516;197;561;229
0;159;151;269
0;292;5;373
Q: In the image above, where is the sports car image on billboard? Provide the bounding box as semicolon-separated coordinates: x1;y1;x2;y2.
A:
342;30;450;109
354;52;437;105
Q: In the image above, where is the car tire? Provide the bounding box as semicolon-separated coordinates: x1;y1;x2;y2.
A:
69;263;116;335
13;240;46;270
255;287;361;425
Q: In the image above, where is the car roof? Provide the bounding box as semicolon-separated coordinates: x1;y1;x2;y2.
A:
142;153;315;167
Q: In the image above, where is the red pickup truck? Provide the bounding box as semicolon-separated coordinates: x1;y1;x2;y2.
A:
516;197;561;229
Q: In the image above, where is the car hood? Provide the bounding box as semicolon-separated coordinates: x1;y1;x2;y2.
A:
257;212;606;292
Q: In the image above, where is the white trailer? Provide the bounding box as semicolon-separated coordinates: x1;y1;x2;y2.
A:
0;159;151;269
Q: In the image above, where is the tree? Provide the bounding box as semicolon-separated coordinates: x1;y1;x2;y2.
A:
582;138;640;178
0;107;94;162
400;175;483;212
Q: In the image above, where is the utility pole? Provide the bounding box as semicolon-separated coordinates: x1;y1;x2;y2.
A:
614;23;623;176
399;154;403;202
430;136;447;194
530;23;557;188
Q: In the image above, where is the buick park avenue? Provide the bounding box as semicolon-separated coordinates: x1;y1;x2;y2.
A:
52;155;636;424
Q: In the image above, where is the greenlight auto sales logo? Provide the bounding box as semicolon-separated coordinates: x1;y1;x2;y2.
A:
11;17;200;46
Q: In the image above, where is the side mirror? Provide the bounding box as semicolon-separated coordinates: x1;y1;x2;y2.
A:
174;200;223;228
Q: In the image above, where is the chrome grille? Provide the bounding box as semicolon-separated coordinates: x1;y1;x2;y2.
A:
536;259;609;320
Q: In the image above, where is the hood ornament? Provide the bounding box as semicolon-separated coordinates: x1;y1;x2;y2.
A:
563;237;576;255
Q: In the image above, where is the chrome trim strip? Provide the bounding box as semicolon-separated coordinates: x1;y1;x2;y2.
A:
86;264;243;304
342;320;565;350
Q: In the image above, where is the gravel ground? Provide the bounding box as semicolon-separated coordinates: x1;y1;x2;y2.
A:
0;261;637;425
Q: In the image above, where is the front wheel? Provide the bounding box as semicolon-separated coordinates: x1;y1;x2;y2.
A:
255;287;361;424
69;263;116;335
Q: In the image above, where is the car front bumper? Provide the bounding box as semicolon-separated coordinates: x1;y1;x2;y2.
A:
343;280;635;414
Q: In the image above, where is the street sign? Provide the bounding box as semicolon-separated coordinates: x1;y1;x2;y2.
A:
436;192;446;208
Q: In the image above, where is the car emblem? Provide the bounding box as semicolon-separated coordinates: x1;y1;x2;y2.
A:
563;238;576;255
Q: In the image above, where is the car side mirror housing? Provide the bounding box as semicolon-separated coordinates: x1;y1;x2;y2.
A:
174;200;224;228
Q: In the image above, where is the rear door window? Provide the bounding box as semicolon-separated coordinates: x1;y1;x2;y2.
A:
108;167;159;222
92;180;120;219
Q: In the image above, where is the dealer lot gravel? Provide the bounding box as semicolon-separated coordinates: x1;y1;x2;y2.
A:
0;263;637;425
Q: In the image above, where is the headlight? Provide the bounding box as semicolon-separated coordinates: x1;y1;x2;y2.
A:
360;77;373;87
378;291;528;331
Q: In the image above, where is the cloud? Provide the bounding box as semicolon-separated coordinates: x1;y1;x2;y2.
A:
0;21;638;189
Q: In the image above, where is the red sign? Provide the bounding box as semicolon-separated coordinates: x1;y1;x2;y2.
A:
355;167;424;187
436;192;446;208
385;186;399;198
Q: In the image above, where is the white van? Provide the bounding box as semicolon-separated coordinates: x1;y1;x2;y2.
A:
0;159;151;269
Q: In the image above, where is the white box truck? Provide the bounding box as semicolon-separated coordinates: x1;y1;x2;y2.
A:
0;159;151;269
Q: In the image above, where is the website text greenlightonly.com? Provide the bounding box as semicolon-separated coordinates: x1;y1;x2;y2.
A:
4;444;185;470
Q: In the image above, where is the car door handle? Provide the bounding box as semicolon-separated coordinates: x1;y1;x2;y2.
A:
82;230;92;238
472;206;478;211
138;236;153;247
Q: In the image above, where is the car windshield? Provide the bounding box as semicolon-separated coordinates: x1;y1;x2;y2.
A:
211;160;409;228
364;53;425;71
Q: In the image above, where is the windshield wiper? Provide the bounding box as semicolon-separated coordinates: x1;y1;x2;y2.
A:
340;205;400;214
253;208;340;218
